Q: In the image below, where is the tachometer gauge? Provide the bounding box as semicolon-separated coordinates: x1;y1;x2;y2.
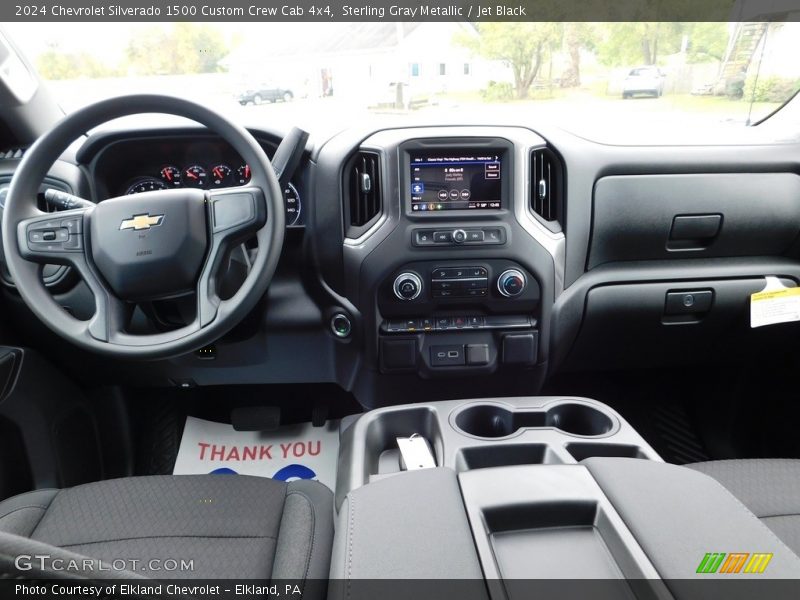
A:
160;165;182;188
236;164;251;185
182;165;207;188
210;164;233;187
284;182;302;227
126;177;168;195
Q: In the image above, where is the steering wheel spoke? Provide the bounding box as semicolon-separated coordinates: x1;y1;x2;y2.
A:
85;276;130;343
17;207;90;265
197;186;268;326
208;186;267;239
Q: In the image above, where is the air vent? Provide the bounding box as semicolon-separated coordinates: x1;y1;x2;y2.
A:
346;151;382;231
530;147;564;226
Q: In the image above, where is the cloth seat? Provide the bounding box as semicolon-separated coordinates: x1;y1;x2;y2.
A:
0;474;333;589
688;459;800;555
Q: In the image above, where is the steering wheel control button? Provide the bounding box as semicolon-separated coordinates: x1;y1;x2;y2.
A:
63;235;83;250
497;269;527;298
60;216;83;234
331;313;352;338
430;345;465;366
30;229;65;243
393;272;423;301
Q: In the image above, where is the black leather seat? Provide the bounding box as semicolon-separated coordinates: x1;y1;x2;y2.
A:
0;475;333;586
688;459;800;555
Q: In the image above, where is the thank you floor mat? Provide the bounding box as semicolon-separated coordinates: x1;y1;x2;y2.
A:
174;416;339;491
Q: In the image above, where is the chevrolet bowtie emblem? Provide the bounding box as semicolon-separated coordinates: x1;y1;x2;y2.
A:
119;213;165;231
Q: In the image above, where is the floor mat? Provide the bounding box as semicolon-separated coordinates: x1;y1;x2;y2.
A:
651;403;711;465
173;416;339;491
609;400;712;465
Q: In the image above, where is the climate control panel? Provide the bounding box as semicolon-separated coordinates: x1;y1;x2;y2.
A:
377;259;541;376
431;266;489;298
381;260;538;310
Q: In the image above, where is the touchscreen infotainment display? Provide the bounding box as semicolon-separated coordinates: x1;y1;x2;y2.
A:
409;151;502;212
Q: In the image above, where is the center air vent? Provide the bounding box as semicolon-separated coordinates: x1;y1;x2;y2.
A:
346;151;382;233
530;147;564;227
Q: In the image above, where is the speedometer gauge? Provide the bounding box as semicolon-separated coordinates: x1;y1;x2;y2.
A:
182;165;207;188
126;178;168;195
284;182;302;227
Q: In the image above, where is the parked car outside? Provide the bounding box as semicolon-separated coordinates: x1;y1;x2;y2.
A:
237;84;294;105
622;66;666;98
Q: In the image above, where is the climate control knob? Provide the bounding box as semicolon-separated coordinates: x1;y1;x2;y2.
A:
497;269;526;298
393;272;423;300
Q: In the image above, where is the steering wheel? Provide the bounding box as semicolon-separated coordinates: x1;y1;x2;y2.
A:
1;95;285;359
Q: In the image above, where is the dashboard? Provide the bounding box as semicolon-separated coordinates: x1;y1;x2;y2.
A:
2;116;800;408
90;135;304;227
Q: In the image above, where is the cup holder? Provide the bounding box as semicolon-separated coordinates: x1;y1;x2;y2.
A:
547;403;614;437
454;402;615;438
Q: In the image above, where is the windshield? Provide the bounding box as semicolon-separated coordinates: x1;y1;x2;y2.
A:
4;21;800;138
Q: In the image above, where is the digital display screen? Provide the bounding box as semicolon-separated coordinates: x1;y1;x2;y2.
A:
410;151;502;212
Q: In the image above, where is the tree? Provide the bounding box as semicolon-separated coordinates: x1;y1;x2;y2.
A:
683;22;729;63
561;23;594;88
595;22;683;66
125;24;229;76
36;43;117;80
595;22;727;67
456;23;561;99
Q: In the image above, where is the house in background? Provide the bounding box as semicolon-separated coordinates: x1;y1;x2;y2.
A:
225;22;507;107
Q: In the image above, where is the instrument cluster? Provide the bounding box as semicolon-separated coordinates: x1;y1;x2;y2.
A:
123;162;302;227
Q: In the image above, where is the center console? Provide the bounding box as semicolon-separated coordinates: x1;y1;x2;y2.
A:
332;397;800;595
336;396;659;510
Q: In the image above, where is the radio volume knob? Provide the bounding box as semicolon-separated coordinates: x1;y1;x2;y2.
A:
452;229;467;244
393;272;423;300
497;269;526;298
